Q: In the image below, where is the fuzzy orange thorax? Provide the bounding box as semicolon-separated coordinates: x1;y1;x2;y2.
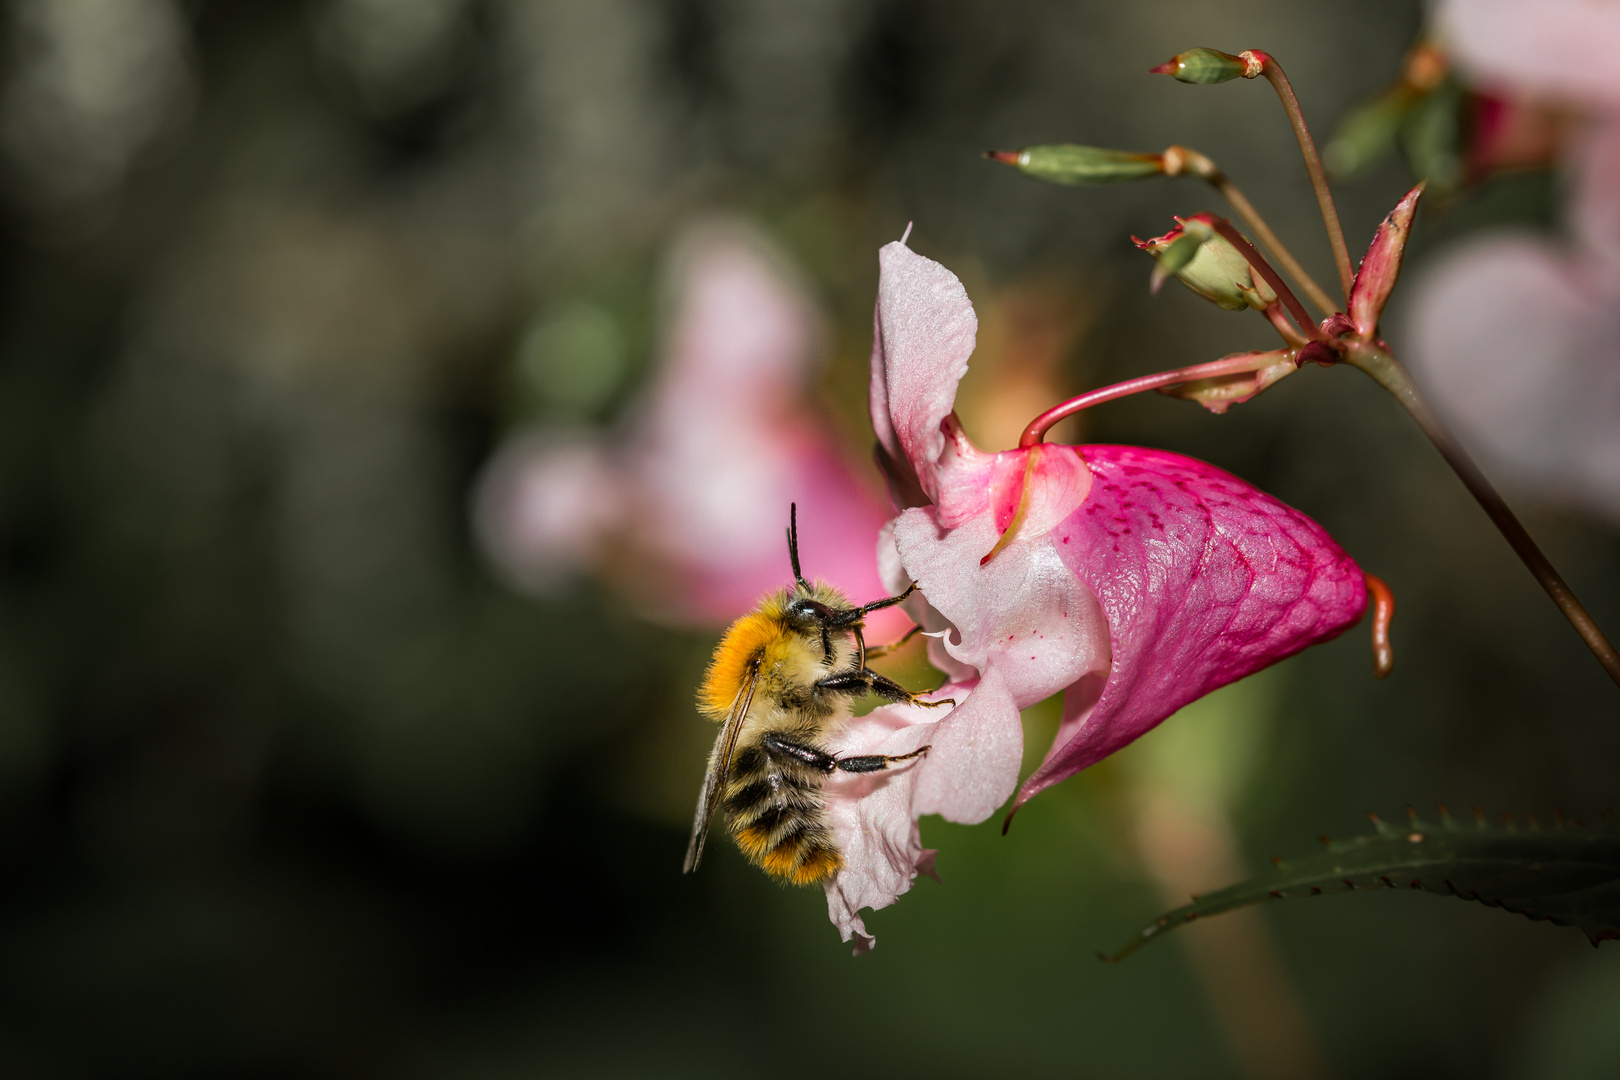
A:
699;591;790;718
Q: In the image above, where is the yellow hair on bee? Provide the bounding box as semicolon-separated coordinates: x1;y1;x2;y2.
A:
735;825;843;884
698;591;789;718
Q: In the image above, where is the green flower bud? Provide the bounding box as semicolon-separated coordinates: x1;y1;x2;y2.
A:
984;145;1164;185
1134;215;1276;312
1149;48;1254;85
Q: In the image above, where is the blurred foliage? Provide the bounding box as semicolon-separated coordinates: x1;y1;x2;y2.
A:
0;0;1617;1077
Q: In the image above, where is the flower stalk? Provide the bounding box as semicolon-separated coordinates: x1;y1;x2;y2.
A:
1241;50;1355;299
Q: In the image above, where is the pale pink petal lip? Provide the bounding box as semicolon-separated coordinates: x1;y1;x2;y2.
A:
821;687;969;955
908;664;1026;823
889;444;1112;824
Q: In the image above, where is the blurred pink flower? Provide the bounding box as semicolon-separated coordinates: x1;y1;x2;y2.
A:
474;219;904;633
1439;0;1620;110
816;238;1367;951
1411;0;1620;520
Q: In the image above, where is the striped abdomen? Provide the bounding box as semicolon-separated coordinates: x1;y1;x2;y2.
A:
722;734;841;885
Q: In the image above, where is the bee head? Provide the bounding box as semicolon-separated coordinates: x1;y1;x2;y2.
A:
783;503;865;662
784;503;838;623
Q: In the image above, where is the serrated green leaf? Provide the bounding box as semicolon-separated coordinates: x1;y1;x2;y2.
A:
1105;809;1620;962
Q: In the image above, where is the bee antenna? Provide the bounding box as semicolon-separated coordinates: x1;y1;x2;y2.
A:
787;503;810;591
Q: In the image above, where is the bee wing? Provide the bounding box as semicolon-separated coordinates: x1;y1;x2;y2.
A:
683;658;759;874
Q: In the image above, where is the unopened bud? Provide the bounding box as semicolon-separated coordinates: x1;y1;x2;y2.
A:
1157;349;1298;414
984;145;1164;185
1149;48;1257;85
1134;215;1276;311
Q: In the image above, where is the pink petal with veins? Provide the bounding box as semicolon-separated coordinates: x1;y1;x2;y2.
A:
1015;446;1367;806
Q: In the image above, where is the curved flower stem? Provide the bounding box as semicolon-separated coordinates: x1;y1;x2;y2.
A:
1165;145;1338;316
1346;342;1620;690
1020;353;1282;448
1242;51;1354;301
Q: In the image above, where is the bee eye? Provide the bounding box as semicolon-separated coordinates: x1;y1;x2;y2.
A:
789;598;834;624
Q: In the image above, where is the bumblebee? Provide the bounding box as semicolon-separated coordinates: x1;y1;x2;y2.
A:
682;506;951;885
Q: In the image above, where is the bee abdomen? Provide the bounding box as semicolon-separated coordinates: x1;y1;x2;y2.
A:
723;753;841;885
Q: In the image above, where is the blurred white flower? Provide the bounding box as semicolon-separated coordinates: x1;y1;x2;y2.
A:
1410;0;1620;520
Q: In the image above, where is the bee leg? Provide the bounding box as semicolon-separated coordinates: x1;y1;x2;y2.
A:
832;745;931;773
863;623;921;660
864;671;955;709
813;670;876;697
761;731;839;774
815;669;956;709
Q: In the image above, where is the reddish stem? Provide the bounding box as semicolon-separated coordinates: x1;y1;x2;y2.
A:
1242;51;1354;300
1264;302;1309;347
1019;353;1282;448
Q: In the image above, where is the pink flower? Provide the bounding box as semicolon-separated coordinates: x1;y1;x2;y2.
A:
1411;0;1620;521
474;219;904;633
1438;0;1620;110
815;238;1368;951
